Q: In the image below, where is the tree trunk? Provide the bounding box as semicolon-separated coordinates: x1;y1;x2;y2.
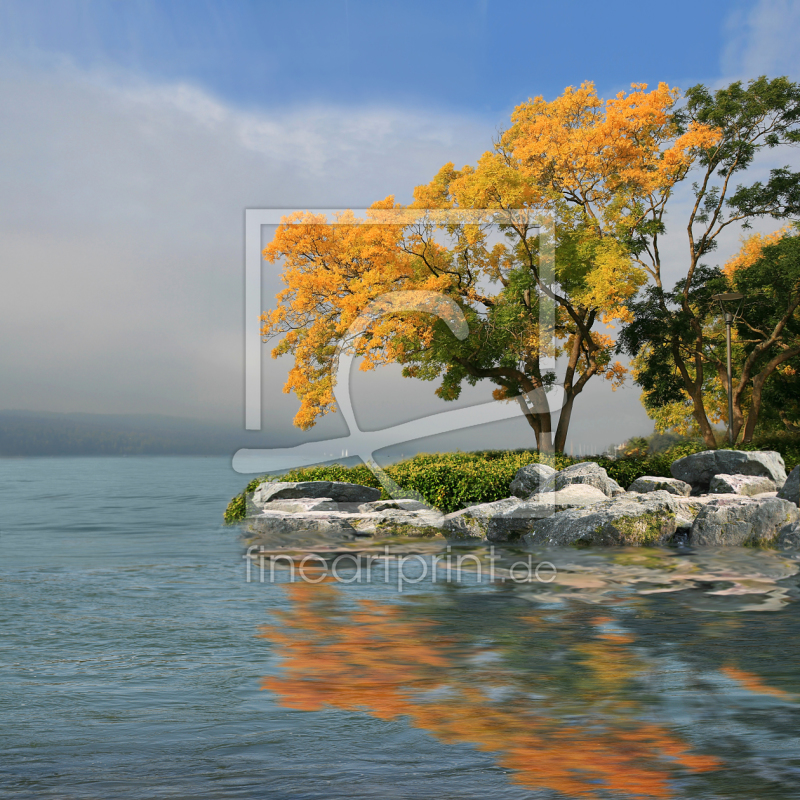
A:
553;391;576;454
740;373;766;444
690;386;718;448
516;392;553;453
671;337;718;448
739;346;800;443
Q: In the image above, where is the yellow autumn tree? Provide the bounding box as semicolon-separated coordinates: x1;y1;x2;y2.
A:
263;82;720;452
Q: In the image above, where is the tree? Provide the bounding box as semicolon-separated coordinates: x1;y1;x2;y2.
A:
261;83;719;453
757;362;800;434
619;77;800;447
625;227;800;442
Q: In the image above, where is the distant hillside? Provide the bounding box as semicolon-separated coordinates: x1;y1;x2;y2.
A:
0;411;263;456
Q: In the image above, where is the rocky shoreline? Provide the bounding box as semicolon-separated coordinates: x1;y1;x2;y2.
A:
241;450;800;549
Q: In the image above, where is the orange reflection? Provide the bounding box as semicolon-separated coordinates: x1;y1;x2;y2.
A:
721;667;795;701
260;582;720;798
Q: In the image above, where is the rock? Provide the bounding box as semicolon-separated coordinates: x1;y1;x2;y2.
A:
358;499;430;513
649;494;705;523
509;463;557;498
541;484;610;506
777;465;800;507
245;511;360;538
708;473;779;496
627;476;692;496
688;497;799;546
442;498;520;540
485;485;609;542
776;522;800;550
245;484;441;542
689;494;758;507
252;480;381;508
524;492;679;547
651;494;756;537
671;450;787;493
540;461;625;499
356;508;445;536
245;504;445;541
256;497;339;513
673;515;695;543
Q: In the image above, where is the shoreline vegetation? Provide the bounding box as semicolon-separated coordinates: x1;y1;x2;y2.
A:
224;432;800;523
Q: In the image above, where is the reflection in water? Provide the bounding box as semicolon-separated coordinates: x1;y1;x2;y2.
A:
260;581;730;798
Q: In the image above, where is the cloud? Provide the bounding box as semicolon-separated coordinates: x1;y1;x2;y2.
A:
0;61;497;441
722;0;800;79
1;60;695;453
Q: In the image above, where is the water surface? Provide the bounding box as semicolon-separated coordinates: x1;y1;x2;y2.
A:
2;457;800;799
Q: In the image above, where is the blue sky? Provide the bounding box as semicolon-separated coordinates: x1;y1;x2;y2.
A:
0;1;742;116
1;0;798;456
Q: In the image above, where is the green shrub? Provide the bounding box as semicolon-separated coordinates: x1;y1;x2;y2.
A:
222;434;799;524
223;449;575;522
597;435;799;488
384;450;574;512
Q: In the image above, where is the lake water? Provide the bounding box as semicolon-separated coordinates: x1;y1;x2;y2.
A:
2;457;800;799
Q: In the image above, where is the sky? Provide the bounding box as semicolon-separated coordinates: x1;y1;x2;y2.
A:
1;0;799;460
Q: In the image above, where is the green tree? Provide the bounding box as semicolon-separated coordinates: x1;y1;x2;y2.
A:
620;227;800;443
618;77;800;447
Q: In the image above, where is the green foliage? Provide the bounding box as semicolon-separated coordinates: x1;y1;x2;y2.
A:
224;449;575;522
732;231;800;435
620;77;800;441
618;264;728;411
756;364;800;435
223;434;800;524
384;450;574;512
619;437;650;459
594;457;654;488
224;493;248;523
683;76;800;232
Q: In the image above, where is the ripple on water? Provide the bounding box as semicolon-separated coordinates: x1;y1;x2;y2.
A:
3;458;800;798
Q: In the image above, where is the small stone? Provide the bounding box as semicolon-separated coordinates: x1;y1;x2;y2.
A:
777;465;800;507
509;463;557;498
709;473;778;496
251;480;381;508
627;476;692;496
776;522;800;550
541;461;625;498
